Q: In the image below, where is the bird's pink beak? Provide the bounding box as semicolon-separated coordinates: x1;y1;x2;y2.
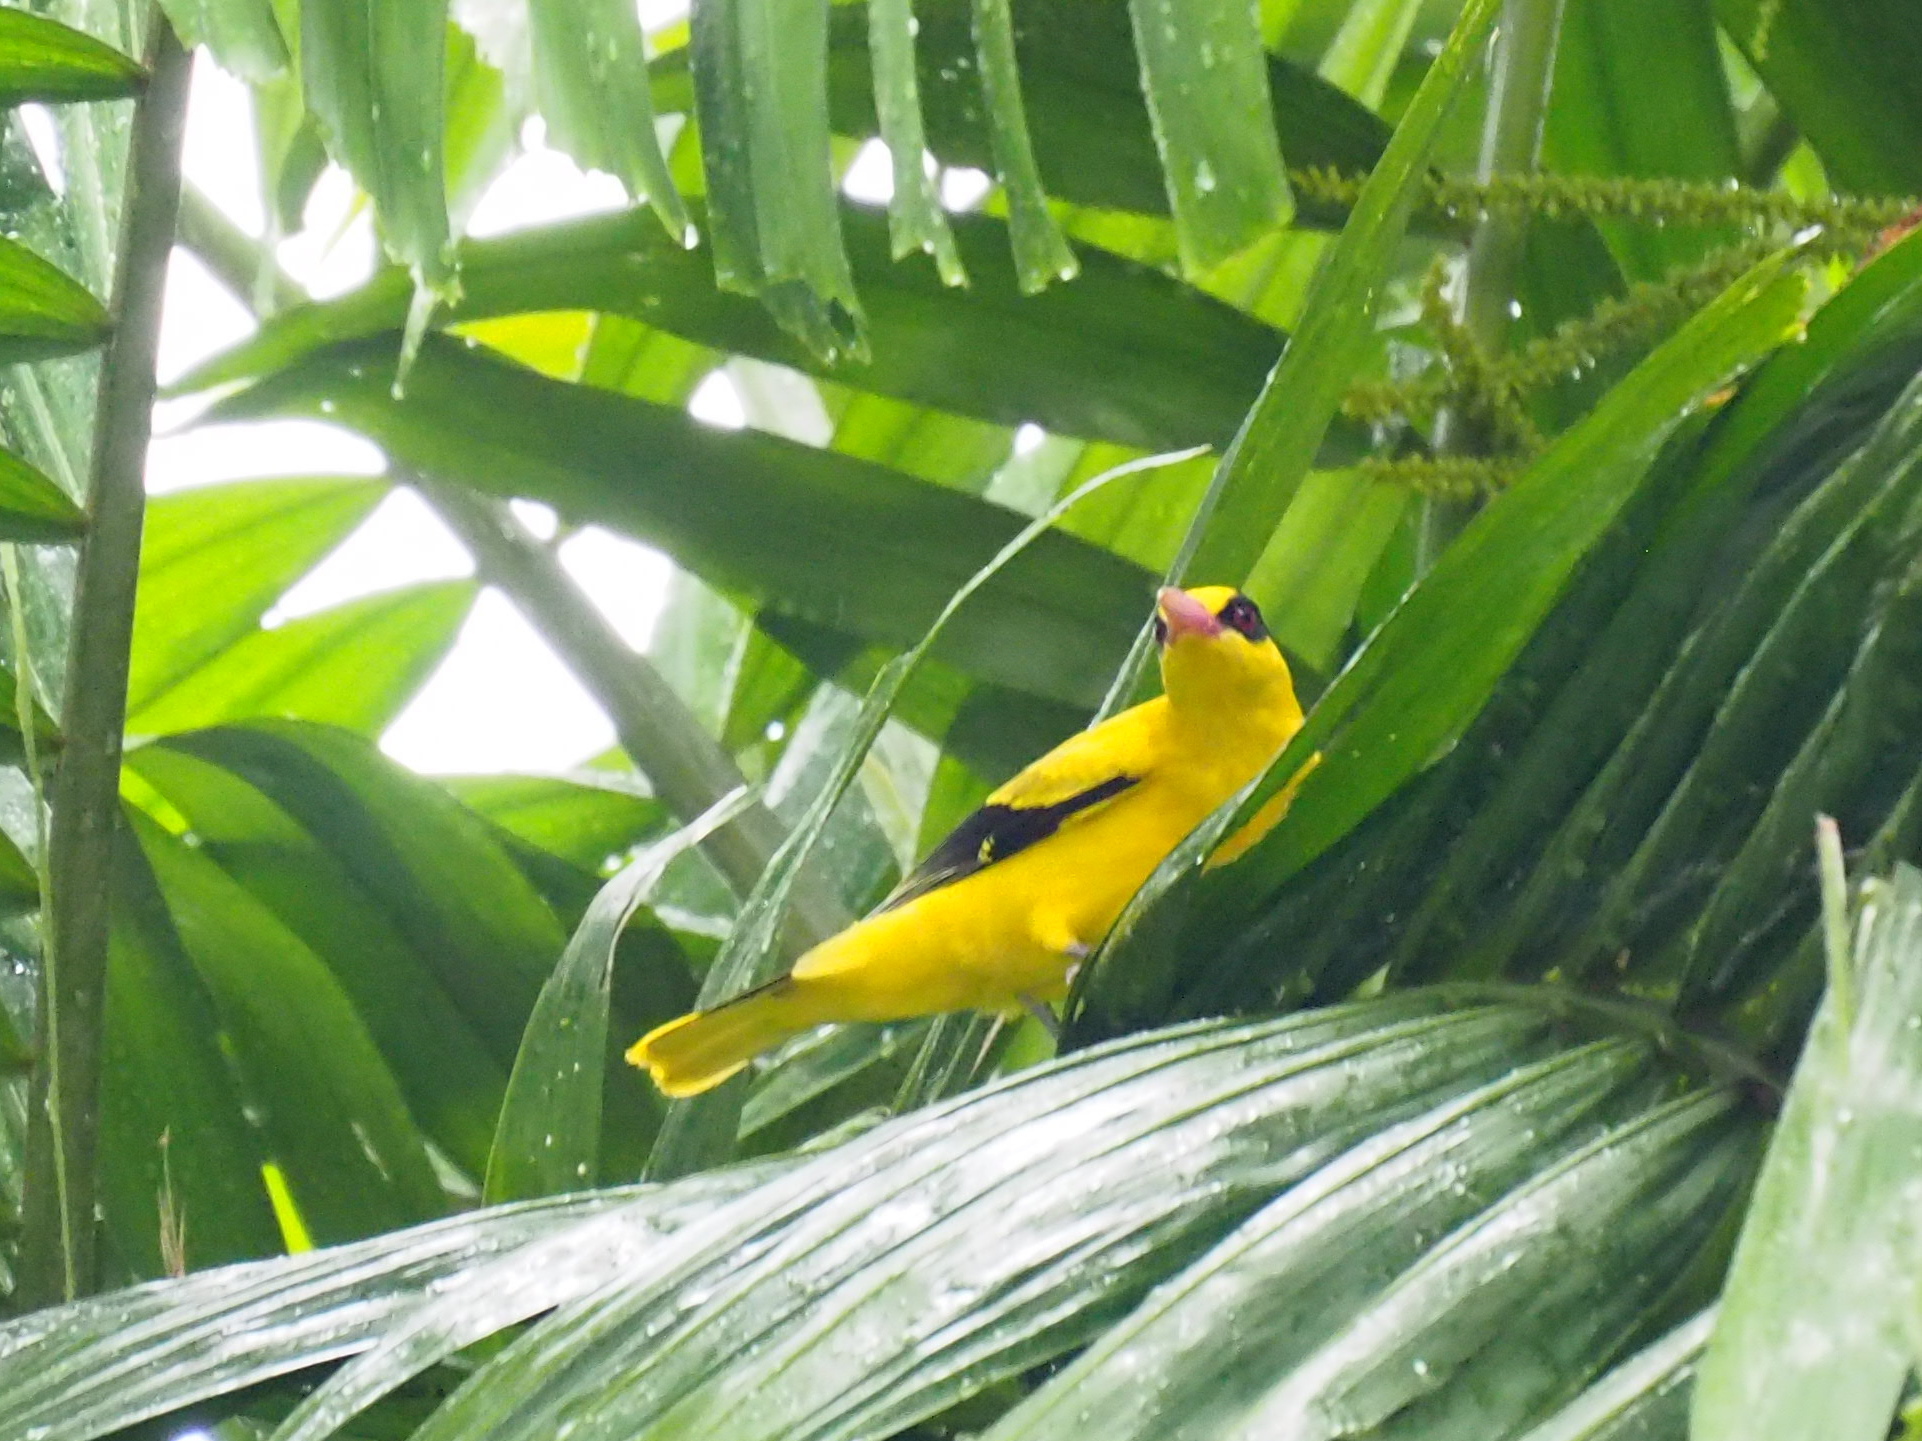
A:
1156;586;1220;642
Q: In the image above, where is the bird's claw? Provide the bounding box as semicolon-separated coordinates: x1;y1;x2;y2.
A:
1019;993;1062;1038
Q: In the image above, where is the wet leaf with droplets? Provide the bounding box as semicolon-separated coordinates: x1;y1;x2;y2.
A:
1694;861;1922;1441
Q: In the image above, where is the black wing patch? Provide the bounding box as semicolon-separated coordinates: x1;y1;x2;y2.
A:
879;773;1140;913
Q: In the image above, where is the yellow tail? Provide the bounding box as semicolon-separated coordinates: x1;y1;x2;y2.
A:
625;979;811;1098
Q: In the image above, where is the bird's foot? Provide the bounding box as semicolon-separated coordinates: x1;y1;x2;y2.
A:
1059;941;1091;997
1019;993;1062;1039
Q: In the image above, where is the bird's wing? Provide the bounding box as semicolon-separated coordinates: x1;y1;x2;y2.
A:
878;703;1164;913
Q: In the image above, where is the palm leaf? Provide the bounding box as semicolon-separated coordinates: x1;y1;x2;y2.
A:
0;997;1755;1441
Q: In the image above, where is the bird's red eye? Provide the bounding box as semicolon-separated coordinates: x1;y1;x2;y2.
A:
1217;594;1269;641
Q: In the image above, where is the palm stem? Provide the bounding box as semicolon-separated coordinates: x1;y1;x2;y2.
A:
18;14;191;1308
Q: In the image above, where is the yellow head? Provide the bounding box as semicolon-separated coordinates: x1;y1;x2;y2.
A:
1154;585;1301;732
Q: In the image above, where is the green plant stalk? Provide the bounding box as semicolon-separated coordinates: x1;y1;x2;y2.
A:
174;185;850;952
18;14;191;1309
1420;0;1566;572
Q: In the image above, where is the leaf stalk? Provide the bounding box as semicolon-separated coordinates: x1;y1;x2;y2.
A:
18;12;191;1309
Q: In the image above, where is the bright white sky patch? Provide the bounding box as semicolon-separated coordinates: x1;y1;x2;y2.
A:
146;414;387;496
560;528;674;653
842;138;893;205
637;0;690;30
18;104;64;195
509;498;559;540
154;247;255;389
181;52;260;234
465;119;630;239
274;164;380;300
264;489;474;626
939;166;992;212
381;590;617;773
688;370;748;430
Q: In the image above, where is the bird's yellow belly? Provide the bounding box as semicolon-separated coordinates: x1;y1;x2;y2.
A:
788;784;1208;1020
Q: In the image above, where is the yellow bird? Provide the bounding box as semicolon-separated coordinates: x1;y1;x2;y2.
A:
628;585;1307;1097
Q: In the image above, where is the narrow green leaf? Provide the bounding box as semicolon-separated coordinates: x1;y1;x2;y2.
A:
0;965;28;1066
1513;1309;1712;1441
1183;0;1499;588
1544;0;1741;279
0;820;36;914
128;742;513;1180
0;446;84;542
1692;863;1922;1441
1563;360;1922;987
443;23;519;227
101;821;282;1278
970;0;1078;292
130;810;449;1244
157;720;569;1068
816;0;1392;223
1128;0;1292;274
302;0;451;286
866;0;965;285
644;567;751;738
440;771;667;874
0;658;61;767
253;71;329;236
0;234;111;364
485;790;755;1205
158;0;287;83
528;0;689;242
720;621;822;752
642;450;1200;1181
176;204;1291;456
1717;0;1922;195
692;0;864;360
1318;0;1427;108
0;8;145;105
1243;469;1409;673
208;336;1157;715
1676;558;1922;1006
129;477;388;717
127;580;474;737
